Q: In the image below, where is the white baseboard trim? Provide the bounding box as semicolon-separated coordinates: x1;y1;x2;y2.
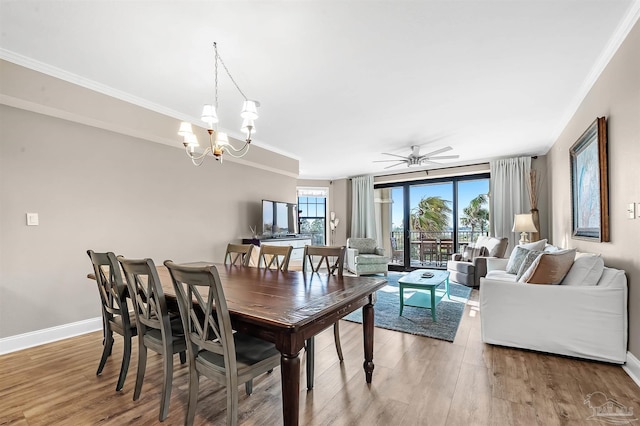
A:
623;351;640;389
0;317;102;355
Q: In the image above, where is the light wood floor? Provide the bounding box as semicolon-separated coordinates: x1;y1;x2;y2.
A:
1;289;638;425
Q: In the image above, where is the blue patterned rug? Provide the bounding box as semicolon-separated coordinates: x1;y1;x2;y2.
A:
343;272;472;342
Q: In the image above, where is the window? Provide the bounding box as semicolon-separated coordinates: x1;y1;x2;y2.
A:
378;174;490;270
297;187;328;245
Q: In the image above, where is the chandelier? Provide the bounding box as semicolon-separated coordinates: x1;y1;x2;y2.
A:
178;42;259;165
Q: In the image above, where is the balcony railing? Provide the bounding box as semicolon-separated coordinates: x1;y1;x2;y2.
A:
389;230;488;268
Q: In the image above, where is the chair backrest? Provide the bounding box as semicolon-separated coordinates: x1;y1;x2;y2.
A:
118;256;172;337
475;236;509;258
224;243;254;267
347;238;378;254
87;250;131;326
258;244;292;271
164;261;237;373
302;245;345;275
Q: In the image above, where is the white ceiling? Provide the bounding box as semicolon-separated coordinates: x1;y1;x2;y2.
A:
1;1;639;179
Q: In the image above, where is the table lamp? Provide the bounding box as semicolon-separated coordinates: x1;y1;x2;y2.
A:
512;213;538;245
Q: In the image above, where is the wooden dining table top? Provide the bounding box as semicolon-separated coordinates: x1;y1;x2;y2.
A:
154;262;387;331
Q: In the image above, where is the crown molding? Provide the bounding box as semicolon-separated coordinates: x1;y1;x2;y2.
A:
550;0;640;143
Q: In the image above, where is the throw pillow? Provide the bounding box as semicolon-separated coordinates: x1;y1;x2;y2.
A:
519;249;577;284
462;245;489;262
561;253;604;286
515;250;543;280
506;239;547;272
506;246;531;274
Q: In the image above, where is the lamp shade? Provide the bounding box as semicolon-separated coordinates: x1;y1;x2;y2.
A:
215;132;229;146
241;118;256;136
241;100;259;120
201;104;219;126
512;213;538;232
184;132;199;147
178;122;193;136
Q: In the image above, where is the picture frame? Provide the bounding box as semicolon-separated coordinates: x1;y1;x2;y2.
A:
569;117;609;242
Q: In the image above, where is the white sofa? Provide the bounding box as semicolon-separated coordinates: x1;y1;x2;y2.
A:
480;254;628;364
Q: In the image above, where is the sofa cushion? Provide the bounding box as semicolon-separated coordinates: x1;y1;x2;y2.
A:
355;253;389;265
519;249;576;285
485;270;518;282
449;260;476;274
561;253;604;286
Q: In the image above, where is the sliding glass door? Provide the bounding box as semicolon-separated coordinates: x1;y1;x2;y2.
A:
378;173;490;271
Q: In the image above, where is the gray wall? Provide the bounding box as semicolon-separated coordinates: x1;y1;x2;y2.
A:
547;19;640;358
0;63;299;339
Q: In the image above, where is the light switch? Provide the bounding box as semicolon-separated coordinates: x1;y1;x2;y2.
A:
26;212;39;226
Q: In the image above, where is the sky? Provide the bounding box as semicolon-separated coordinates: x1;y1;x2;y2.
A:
391;178;489;230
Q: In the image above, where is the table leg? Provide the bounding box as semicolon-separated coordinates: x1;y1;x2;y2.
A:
362;299;375;383
399;284;404;316
280;352;300;426
430;287;437;322
305;337;314;390
445;277;450;299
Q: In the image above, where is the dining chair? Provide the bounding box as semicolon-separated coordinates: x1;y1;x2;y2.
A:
118;256;187;422
301;245;346;389
164;261;281;426
257;244;293;271
86;250;137;392
224;243;255;267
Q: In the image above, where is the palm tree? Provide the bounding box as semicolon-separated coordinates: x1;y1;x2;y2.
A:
410;196;452;237
460;194;489;241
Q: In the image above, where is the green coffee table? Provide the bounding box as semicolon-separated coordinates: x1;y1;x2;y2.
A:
398;269;450;321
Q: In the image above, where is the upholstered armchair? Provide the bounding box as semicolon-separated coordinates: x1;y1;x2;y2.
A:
346;238;389;276
447;236;508;287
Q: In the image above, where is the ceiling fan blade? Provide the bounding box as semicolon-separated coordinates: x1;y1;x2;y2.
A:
374;159;410;163
381;153;410;159
383;162;405;169
428;155;459;160
423;146;453;157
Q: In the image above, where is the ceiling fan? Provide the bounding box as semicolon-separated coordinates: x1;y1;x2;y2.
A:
374;145;459;169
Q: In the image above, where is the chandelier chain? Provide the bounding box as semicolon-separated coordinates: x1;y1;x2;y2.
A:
214;42;249;101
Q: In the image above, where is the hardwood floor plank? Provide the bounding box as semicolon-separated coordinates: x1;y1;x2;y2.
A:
1;288;638;425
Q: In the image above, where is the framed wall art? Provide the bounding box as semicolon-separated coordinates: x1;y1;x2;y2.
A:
569;117;609;242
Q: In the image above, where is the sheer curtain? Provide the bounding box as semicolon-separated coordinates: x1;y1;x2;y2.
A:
351;175;377;240
489;157;531;254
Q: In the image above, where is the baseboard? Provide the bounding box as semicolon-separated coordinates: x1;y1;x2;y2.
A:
0;317;102;355
623;351;640;389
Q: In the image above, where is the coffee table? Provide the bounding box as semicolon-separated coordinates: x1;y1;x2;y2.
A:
398;269;450;321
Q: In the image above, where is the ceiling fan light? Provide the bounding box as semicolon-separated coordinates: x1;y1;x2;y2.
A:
241;100;259;120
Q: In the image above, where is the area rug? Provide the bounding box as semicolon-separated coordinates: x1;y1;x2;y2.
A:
343;272;472;342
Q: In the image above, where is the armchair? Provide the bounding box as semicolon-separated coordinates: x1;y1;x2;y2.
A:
447;236;508;287
346;238;388;276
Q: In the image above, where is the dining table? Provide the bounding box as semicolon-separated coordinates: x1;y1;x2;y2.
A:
90;262;387;425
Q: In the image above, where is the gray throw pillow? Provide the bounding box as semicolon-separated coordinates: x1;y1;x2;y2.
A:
506;246;531;274
516;250;543;280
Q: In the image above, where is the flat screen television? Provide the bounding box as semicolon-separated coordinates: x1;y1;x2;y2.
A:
262;200;299;237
